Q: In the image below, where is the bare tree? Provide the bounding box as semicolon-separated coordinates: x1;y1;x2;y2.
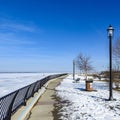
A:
76;53;93;80
113;38;120;89
113;38;120;65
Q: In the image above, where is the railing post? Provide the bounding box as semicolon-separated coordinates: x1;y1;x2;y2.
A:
32;82;38;97
39;81;41;89
23;86;30;106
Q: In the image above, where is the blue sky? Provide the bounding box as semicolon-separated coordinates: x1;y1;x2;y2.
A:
0;0;120;72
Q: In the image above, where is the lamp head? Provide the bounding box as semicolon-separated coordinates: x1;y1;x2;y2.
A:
107;25;114;37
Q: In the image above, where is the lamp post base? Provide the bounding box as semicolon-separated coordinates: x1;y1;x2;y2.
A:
108;97;116;101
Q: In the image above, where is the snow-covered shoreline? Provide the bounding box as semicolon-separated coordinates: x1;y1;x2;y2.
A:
56;74;120;120
0;73;58;97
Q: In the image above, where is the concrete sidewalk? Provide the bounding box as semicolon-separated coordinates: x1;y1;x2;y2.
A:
26;76;66;120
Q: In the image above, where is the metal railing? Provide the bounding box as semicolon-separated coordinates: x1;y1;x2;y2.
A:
0;73;67;120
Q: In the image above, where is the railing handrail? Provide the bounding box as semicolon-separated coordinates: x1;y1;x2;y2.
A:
0;73;67;120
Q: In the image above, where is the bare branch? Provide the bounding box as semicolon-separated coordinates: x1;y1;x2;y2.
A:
113;38;120;58
113;38;120;68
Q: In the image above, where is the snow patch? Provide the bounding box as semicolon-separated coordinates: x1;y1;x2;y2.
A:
56;74;120;120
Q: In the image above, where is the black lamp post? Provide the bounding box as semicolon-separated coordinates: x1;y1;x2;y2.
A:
107;25;114;100
73;60;75;80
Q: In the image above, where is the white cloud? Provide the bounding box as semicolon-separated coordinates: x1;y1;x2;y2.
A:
0;22;36;32
0;18;44;46
0;33;35;45
0;17;43;33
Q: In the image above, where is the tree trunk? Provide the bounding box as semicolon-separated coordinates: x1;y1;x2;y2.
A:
85;71;87;80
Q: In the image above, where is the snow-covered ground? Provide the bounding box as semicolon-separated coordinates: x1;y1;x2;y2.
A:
0;73;57;97
56;74;120;120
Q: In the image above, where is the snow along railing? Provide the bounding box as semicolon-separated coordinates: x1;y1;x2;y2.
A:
0;73;67;120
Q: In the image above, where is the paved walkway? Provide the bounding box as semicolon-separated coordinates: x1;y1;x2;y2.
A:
27;76;66;120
